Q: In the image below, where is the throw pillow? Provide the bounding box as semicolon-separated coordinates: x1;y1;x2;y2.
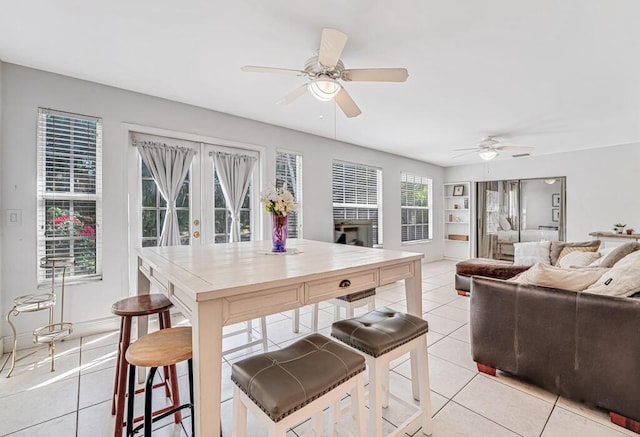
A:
550;240;600;266
585;250;640;297
498;214;512;231
595;242;640;268
557;251;601;269
510;262;609;292
514;241;551;266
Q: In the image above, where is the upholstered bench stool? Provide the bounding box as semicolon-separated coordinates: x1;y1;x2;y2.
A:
111;294;179;436
231;333;367;436
332;308;433;437
455;258;530;296
125;327;194;437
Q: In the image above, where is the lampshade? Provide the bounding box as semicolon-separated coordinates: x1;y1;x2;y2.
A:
544;178;557;185
479;149;498;161
308;79;340;101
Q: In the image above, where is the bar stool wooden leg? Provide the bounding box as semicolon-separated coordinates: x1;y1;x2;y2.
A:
162;310;182;423
114;316;132;436
369;358;384;437
417;336;433;435
232;386;248;437
112;317;125;415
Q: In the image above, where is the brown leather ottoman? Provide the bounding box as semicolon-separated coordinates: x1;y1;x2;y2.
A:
455;258;530;296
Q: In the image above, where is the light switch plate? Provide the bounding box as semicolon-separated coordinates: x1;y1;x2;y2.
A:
6;209;22;226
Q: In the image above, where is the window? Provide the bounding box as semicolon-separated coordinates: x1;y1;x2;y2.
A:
213;171;252;243
276;151;303;238
141;161;190;247
332;160;383;246
401;173;432;242
37;109;102;282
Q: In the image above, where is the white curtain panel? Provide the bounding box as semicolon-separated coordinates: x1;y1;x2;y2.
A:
212;151;257;242
136;141;196;246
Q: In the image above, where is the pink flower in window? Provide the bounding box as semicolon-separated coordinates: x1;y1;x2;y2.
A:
80;225;95;236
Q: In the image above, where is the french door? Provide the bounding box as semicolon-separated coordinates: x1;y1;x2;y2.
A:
135;135;261;249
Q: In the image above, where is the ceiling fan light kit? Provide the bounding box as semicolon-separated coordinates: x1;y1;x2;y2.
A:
308;78;340;101
241;28;408;118
479;148;498;161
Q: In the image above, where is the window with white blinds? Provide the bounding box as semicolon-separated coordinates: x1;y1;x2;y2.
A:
332;160;383;246
401;172;432;242
276;151;302;238
37;109;102;283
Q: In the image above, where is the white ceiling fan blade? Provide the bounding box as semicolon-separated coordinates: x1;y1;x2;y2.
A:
241;65;307;76
452;150;481;159
343;68;409;82
499;145;535;152
335;87;362;118
277;84;308;105
452;147;482;152
318;28;348;68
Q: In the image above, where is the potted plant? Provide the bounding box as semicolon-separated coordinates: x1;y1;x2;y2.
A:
613;223;626;234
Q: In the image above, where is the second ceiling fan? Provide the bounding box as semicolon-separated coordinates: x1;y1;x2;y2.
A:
241;28;409;118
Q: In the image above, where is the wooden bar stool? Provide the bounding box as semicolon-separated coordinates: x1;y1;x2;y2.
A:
126;327;194;437
331;308;433;437
231;333;367;436
111;294;178;437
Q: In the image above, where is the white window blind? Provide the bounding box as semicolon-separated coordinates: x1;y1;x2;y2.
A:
332;160;383;246
276;151;303;238
37;108;103;282
401;173;432;242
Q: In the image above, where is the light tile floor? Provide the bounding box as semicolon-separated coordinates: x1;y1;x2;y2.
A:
0;260;634;436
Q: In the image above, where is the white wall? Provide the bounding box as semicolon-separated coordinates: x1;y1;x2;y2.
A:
0;63;444;348
445;143;640;243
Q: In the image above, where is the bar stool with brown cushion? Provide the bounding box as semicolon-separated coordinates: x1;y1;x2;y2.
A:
125;327;194;437
331;308;433;437
111;294;178;436
231;333;368;436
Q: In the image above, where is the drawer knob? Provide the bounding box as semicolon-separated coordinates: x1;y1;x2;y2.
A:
339;279;351;288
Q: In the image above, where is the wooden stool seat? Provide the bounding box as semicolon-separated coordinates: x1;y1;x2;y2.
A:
111;294;173;317
126;327;192;368
126;327;194;437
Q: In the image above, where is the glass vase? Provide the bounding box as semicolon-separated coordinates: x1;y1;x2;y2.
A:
271;213;288;253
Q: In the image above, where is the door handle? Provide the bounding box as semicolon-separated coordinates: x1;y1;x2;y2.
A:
193;231;200;238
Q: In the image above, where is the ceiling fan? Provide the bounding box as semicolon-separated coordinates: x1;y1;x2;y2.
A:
453;136;535;161
241;28;409;118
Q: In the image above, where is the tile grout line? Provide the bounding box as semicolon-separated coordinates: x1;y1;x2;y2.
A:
537;395;560;436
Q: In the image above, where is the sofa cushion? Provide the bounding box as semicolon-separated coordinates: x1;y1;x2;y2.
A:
510;262;608;291
593;242;640;268
455;258;530;280
557;251;601;268
514;241;551;266
550;240;600;266
585;250;640;297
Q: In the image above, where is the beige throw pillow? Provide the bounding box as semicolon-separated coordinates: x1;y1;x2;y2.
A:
510;262;609;292
595;242;640;268
557;251;601;269
550;240;600;266
514;241;551;266
585;250;640;297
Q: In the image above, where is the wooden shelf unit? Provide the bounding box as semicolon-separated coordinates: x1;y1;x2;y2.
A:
443;182;472;260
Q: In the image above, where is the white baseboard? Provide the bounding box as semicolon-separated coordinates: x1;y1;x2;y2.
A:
2;316;121;354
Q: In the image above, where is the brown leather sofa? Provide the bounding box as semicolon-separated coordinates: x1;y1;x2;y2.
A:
470;276;640;433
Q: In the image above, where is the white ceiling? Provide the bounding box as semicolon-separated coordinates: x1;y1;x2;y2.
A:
1;1;639;166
